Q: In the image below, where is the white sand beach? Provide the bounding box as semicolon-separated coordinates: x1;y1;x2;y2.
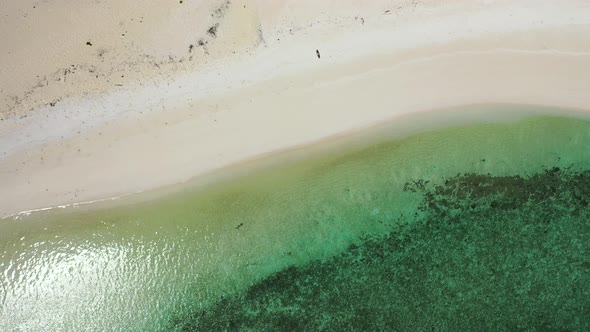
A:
1;0;590;217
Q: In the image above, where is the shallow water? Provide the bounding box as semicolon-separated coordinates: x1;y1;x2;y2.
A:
1;105;590;331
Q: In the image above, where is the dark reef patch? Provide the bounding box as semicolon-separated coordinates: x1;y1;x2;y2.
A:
169;167;590;331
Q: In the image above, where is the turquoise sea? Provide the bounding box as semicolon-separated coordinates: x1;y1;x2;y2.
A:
1;105;589;331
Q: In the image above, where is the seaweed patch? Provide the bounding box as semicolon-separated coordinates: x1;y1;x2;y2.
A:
169;167;590;331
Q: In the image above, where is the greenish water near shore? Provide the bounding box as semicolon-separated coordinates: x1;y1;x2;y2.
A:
1;106;589;331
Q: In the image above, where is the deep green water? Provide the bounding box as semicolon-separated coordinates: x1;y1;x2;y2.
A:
1;106;590;331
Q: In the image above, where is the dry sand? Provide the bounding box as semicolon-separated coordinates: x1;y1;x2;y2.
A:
1;0;590;217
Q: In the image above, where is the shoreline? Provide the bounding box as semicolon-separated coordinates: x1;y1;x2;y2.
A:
6;103;590;220
2;1;590;217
